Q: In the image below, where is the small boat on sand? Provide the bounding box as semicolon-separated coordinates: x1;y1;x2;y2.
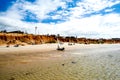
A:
56;38;65;51
57;45;65;51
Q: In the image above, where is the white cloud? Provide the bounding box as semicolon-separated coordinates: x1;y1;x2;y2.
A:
22;0;66;20
105;8;115;12
0;0;120;38
69;0;120;18
54;13;120;38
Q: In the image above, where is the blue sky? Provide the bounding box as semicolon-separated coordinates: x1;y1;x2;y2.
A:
0;0;120;38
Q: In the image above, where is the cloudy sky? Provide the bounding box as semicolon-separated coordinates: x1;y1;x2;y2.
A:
0;0;120;38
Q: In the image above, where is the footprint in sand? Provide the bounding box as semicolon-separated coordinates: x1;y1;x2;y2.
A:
71;61;77;64
62;64;65;66
25;72;32;75
9;77;15;80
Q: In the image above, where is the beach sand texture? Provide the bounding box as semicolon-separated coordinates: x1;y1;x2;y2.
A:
0;44;120;80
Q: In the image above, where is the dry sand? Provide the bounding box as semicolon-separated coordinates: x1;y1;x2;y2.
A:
0;43;120;80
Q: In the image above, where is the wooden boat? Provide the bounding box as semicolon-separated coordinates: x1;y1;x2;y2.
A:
56;38;65;51
57;45;65;51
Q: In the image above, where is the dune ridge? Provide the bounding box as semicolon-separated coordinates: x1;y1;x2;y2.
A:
0;32;120;46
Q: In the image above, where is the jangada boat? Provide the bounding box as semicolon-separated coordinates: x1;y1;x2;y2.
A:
57;45;65;51
56;38;65;51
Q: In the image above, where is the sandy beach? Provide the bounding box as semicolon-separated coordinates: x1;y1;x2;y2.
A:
0;43;120;80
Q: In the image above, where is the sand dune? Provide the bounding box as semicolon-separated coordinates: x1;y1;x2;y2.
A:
0;33;120;46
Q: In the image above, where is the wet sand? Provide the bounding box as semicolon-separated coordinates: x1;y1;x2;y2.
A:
0;44;120;80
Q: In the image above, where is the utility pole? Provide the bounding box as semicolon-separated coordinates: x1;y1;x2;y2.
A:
35;26;37;35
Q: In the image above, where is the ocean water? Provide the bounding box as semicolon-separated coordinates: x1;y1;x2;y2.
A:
0;44;120;80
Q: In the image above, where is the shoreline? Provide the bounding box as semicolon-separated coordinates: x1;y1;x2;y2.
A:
0;43;120;54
